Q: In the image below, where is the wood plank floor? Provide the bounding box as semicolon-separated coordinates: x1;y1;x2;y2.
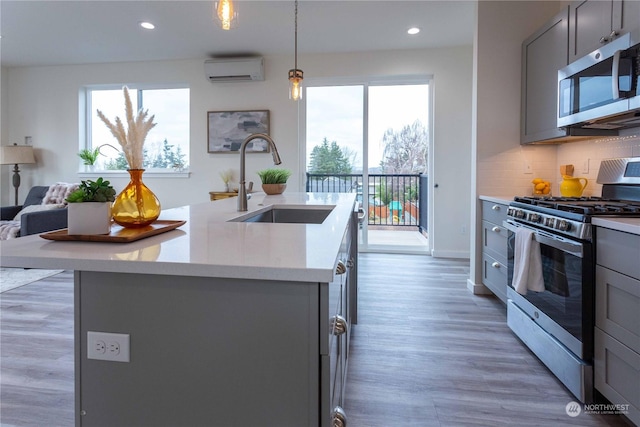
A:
0;257;632;426
1;270;74;427
345;254;629;427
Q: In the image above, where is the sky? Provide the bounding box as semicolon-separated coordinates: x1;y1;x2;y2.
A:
91;88;190;167
91;83;429;172
306;84;429;172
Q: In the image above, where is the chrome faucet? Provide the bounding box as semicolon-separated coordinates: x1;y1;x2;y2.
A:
238;133;282;211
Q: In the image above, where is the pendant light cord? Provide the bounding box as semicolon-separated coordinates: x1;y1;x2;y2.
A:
294;0;298;71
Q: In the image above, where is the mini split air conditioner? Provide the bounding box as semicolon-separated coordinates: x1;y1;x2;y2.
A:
204;57;264;82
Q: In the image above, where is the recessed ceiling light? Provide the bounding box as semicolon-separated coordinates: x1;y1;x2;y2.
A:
407;27;420;35
140;22;155;30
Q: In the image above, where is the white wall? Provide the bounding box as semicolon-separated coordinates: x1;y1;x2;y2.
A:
2;46;473;257
1;66;8;191
471;1;562;290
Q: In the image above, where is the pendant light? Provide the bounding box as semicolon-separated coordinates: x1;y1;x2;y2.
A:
288;0;303;101
215;0;238;30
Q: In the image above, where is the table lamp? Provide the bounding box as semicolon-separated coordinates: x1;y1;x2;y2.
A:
0;143;36;205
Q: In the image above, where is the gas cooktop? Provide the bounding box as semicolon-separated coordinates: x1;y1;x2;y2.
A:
513;196;640;216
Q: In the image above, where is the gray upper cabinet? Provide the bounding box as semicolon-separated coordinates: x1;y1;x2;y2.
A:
521;8;569;144
569;0;640;63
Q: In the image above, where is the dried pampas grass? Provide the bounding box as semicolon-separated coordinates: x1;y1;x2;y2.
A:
96;87;156;169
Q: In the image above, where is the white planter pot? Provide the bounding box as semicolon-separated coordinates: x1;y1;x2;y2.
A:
67;202;112;235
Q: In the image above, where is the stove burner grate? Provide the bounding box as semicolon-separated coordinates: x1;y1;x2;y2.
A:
513;196;640;216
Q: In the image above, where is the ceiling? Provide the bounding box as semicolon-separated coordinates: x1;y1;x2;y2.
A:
0;1;476;68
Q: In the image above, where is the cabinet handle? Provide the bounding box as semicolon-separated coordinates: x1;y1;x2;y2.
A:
600;31;618;44
492;226;501;233
330;315;348;336
491;205;501;211
332;406;347;427
491;262;500;268
335;260;347;275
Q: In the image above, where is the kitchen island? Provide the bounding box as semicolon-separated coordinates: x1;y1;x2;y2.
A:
0;192;358;427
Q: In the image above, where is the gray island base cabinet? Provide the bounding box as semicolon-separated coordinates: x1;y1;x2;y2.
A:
76;272;322;426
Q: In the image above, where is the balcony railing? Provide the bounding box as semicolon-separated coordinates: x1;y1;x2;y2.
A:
305;173;426;229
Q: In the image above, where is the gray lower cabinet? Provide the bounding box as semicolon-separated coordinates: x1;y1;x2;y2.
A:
76;218;357;427
481;200;508;303
594;226;640;426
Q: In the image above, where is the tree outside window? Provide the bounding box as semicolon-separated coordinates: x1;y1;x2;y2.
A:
88;87;190;171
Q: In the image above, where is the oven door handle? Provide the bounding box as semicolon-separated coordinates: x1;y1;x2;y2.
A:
503;220;584;258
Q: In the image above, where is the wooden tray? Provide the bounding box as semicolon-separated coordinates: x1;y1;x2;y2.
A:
40;220;186;243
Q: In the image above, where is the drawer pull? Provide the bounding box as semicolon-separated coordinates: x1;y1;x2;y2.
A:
491;205;501;211
491;262;500;268
335;260;347;275
492;226;501;232
332;406;347;427
330;315;348;336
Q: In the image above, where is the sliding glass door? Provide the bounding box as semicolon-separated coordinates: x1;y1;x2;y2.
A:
305;79;430;253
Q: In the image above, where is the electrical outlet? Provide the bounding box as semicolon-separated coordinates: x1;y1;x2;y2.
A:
582;159;590;174
523;161;533;174
87;331;130;362
94;340;106;354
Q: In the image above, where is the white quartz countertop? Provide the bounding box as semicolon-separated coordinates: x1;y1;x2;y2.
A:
479;195;514;205
0;192;356;283
592;217;640;236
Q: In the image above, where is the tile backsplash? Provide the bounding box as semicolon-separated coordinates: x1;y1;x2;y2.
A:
556;135;640;197
478;135;640;197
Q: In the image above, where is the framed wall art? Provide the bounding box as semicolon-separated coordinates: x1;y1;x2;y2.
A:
207;110;270;153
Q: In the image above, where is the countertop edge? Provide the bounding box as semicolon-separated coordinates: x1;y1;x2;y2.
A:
592;217;640;236
479;195;513;205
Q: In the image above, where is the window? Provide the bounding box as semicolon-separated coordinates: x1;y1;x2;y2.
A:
86;86;190;171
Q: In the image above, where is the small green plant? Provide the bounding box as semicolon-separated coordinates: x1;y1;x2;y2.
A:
66;178;116;203
375;181;394;205
256;168;292;184
405;184;418;201
77;147;101;165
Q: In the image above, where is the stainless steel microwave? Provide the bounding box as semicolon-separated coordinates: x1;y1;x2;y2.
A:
558;29;640;130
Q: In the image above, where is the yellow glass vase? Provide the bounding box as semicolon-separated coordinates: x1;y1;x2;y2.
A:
112;169;161;228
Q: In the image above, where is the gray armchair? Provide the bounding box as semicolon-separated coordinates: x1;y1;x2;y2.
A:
0;186;69;237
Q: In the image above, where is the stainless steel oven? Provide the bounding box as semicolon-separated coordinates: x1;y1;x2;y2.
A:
503;157;640;404
503;219;594;403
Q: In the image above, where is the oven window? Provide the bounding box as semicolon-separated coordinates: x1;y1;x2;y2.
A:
508;239;584;342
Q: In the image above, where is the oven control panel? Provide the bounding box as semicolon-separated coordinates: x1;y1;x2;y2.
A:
506;207;591;241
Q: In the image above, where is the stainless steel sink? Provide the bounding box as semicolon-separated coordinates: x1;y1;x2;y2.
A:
230;206;335;224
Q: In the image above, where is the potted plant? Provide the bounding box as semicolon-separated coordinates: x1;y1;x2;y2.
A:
66;178;116;235
78;147;101;170
219;169;233;192
257;168;292;195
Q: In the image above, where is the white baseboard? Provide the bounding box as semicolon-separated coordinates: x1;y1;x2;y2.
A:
467;279;492;295
430;249;470;259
